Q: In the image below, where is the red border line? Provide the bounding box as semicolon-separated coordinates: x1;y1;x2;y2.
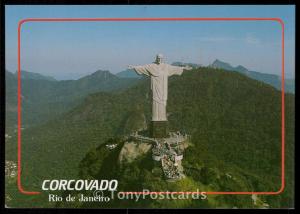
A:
17;17;285;196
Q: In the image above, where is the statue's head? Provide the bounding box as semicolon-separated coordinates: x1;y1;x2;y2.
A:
155;54;163;64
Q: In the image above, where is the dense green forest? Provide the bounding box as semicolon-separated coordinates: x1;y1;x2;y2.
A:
5;67;294;208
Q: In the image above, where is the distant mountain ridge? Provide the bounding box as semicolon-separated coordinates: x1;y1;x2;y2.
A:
5;69;141;131
116;69;142;79
14;70;57;81
5;60;294;132
80;70;117;80
171;61;202;68
209;59;294;93
116;60;294;94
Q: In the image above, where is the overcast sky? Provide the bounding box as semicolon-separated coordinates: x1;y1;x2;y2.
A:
5;5;295;80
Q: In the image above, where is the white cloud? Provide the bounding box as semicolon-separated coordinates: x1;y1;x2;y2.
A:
197;35;261;45
245;34;260;44
196;36;239;42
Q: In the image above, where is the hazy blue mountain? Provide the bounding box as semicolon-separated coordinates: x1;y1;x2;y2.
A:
209;59;294;93
285;79;295;92
210;59;234;71
5;69;141;131
171;61;202;68
14;70;57;81
116;69;142;79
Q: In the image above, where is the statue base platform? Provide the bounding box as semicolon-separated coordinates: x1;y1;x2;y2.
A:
150;121;168;138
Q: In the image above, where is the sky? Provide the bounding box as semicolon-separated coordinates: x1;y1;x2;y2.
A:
5;5;295;80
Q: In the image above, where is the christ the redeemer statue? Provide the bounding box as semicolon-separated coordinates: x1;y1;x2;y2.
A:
129;54;191;138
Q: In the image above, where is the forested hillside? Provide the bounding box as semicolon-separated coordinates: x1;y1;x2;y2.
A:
5;67;294;208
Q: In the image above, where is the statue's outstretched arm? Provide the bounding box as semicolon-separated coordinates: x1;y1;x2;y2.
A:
168;65;192;76
168;65;184;76
184;66;193;70
128;65;151;76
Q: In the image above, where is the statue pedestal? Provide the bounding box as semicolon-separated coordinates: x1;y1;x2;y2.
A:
150;121;168;138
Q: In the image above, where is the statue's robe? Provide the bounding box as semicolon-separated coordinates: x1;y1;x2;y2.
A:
132;63;184;121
